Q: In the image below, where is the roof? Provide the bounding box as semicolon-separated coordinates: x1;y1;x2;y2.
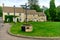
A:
3;7;36;14
3;7;24;13
27;10;36;14
37;12;46;16
3;6;46;16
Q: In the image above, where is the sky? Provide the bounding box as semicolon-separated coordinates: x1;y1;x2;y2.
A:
0;0;60;8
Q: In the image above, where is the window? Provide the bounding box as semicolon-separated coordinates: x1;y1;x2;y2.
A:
20;19;21;21
19;13;21;16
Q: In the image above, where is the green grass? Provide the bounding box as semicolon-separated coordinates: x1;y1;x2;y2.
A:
10;22;60;37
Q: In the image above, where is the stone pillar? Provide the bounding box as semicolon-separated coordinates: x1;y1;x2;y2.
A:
2;3;4;21
14;5;15;17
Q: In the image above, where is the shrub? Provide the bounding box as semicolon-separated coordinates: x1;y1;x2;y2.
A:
4;15;17;23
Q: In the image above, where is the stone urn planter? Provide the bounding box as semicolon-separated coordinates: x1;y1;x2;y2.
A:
21;24;33;32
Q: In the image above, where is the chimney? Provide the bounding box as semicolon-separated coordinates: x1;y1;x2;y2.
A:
2;3;4;8
42;6;45;14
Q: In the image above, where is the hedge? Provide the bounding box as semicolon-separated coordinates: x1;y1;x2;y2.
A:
4;15;17;23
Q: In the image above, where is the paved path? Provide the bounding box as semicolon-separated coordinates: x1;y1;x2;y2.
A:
0;17;60;40
1;24;60;40
0;23;36;40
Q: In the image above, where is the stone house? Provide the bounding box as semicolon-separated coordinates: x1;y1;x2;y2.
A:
3;6;47;22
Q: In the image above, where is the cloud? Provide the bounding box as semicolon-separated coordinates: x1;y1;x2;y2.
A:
39;0;50;8
0;0;28;7
55;0;60;7
0;0;60;8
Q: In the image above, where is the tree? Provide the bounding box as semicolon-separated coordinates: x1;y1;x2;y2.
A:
49;0;56;21
0;6;2;17
30;5;42;12
28;0;42;12
45;8;51;21
28;0;38;5
55;6;60;21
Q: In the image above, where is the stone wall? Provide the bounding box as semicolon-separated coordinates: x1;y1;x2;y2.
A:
3;12;47;22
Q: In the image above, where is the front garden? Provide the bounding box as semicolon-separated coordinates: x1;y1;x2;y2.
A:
10;22;60;37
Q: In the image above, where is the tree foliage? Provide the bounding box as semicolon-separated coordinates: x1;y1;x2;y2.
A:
55;6;60;21
28;0;42;12
49;0;56;21
28;0;38;5
45;9;51;21
45;0;60;21
30;5;42;12
0;6;2;17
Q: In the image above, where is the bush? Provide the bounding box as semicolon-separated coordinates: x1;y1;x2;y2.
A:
0;6;2;17
4;15;17;23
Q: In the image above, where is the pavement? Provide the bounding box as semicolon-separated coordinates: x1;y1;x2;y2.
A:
0;17;60;40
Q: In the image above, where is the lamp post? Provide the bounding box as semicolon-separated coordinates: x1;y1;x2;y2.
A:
21;3;30;24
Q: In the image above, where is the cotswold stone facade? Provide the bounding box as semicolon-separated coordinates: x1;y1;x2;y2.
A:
3;6;47;22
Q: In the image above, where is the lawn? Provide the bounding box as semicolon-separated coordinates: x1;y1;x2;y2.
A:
10;22;60;37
